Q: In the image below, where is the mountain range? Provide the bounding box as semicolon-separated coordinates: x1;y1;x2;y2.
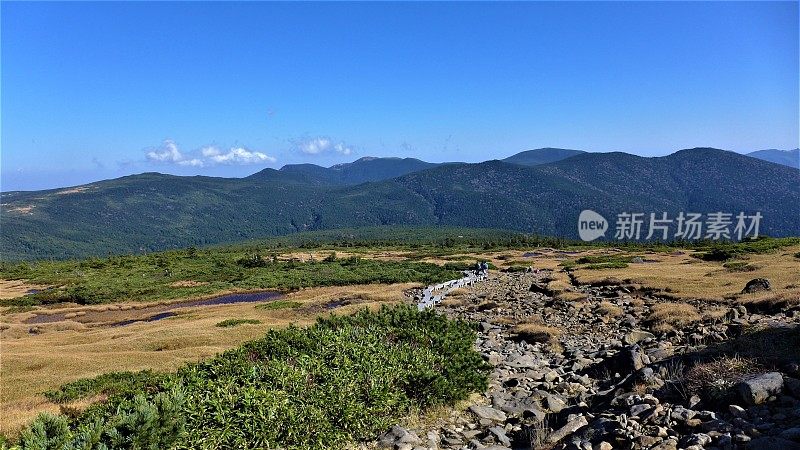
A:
746;149;799;169
2;147;798;260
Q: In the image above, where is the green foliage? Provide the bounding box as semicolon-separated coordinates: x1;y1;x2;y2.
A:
2;147;799;261
696;237;800;262
558;260;577;270
235;253;270;268
215;318;261;328
15;306;489;449
585;262;629;270
18;389;186;450
575;255;634;265
44;371;167;404
0;253;461;306
255;300;302;310
721;261;756;272
502;265;529;273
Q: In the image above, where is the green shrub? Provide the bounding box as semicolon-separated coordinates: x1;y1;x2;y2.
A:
576;255;634;264
722;261;756;272
215;319;261;328
585;262;629;270
17;306;489;450
19;389;186;450
44;370;168;404
255;300;303;310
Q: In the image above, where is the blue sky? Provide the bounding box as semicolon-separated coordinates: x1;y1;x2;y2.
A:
1;1;797;191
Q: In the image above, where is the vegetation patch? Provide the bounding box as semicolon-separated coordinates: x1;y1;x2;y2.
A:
255;300;303;310
576;255;635;265
722;261;757;272
215;318;261;328
14;306;490;449
510;321;561;347
585;262;629;270
596;301;623;318
695;237;800;262
44;370;167;404
646;303;701;333
684;355;763;402
0;256;462;306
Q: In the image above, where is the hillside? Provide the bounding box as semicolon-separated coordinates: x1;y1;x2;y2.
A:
275;156;439;185
502;147;586;166
2;148;798;260
746;148;800;169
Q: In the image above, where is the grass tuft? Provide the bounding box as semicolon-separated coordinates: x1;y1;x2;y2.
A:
215;318;261;328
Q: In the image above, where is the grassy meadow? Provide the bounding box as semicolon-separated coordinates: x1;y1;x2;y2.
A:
2;234;799;447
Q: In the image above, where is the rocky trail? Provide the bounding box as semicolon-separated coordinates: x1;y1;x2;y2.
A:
373;269;800;450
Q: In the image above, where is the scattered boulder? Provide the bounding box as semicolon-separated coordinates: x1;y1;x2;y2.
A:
546;415;588;444
741;278;771;294
737;372;784;405
529;282;553;296
624;330;655;345
469;405;507;423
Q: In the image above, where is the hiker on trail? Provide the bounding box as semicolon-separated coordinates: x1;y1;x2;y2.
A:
480;261;489;277
474;262;482;277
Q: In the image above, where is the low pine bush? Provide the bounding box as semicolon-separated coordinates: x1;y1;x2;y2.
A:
13;306;490;449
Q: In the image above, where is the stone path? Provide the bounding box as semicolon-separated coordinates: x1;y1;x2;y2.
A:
373;270;800;450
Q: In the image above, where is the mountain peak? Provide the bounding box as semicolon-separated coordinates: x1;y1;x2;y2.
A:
502;148;586;166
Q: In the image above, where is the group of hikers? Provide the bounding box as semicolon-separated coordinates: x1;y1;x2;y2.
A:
474;261;489;277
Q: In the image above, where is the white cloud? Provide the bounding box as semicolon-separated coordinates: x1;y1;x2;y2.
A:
144;141;275;167
293;136;354;156
298;137;332;154
334;143;352;155
201;146;221;157
208;147;276;165
178;158;204;167
146;140;184;163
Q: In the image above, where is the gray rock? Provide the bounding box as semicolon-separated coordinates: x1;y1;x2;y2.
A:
785;377;800;397
630;403;652;417
469;405;507;423
543;392;568;413
782;427;800;442
378;426;423;448
489;426;511;447
737;372;783;405
671;405;696;422
624;330;655;345
650;438;678;450
741;278;771;294
546;415;588;444
748;436;800;450
728;404;747;418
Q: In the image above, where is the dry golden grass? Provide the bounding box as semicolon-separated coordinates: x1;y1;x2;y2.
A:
492;316;518;326
448;287;470;297
510;321;561;346
0;282;416;435
685;355;762;398
738;291;800;311
647;303;701;333
629;297;646;308
597;301;623;318
0;280;53;300
555;291;588;302
572;246;800;302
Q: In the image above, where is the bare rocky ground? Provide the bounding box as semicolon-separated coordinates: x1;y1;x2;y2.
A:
372;270;800;450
